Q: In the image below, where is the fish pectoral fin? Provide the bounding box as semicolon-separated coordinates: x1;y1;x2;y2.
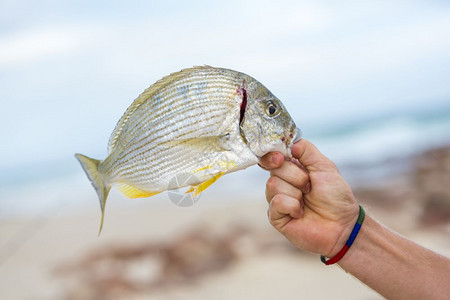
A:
166;134;232;152
117;182;160;199
185;186;196;194
185;172;226;197
185;160;236;196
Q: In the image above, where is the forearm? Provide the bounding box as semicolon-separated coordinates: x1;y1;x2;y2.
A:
339;215;450;300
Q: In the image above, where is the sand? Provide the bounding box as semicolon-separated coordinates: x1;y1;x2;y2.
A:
1;200;386;300
1;146;450;300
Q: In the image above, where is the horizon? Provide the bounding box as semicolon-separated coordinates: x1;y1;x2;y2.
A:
1;0;450;177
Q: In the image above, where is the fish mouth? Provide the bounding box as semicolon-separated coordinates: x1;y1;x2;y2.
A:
293;128;302;143
282;127;302;148
276;127;301;158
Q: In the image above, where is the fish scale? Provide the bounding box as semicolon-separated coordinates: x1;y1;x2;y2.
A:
130;86;234;141
75;66;299;233
110;105;231;177
132;102;229;150
117;94;230;155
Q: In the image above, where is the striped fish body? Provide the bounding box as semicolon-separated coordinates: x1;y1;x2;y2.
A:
102;67;258;192
75;66;299;232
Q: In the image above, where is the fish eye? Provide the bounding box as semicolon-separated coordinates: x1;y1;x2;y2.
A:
265;101;279;117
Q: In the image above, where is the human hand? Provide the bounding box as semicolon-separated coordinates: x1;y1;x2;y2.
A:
260;139;359;257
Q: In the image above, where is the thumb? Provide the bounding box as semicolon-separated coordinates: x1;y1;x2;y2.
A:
292;140;336;173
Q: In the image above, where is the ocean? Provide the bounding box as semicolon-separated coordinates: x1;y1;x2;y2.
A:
1;100;449;219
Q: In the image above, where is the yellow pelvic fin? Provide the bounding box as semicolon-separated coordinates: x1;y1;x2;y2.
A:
117;182;160;199
185;172;226;197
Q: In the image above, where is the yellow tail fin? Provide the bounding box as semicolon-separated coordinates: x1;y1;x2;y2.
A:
75;153;111;235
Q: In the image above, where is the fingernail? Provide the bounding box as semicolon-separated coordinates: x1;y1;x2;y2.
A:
305;182;311;194
296;206;304;218
271;154;278;165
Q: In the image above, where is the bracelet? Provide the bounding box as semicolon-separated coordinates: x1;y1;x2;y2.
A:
320;205;365;265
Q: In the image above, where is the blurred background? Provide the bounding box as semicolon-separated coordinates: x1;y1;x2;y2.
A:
1;0;450;299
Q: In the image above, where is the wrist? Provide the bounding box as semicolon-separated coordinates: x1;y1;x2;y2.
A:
325;203;361;258
337;214;375;267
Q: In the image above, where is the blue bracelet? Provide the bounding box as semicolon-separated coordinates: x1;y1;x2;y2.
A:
321;205;365;265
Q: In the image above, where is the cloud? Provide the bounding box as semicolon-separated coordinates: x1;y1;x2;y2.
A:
1;0;450;170
0;26;95;67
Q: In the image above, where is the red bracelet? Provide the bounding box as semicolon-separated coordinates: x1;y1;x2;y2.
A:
321;205;365;265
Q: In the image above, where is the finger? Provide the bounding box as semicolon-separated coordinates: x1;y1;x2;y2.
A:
270;160;311;193
292;139;337;173
265;175;303;203
269;194;303;224
285;157;309;173
259;152;284;170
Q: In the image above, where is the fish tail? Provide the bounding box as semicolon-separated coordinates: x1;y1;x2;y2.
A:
74;153;111;235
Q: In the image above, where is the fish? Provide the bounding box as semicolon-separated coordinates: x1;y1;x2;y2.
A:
75;66;300;232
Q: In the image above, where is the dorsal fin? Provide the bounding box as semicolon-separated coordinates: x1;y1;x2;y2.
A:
108;65;215;152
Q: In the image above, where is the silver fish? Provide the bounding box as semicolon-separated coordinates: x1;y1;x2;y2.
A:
75;66;300;232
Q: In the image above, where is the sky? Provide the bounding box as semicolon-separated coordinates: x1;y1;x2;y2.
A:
1;0;450;173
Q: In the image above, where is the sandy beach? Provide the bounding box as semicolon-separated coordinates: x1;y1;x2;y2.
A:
1;145;450;300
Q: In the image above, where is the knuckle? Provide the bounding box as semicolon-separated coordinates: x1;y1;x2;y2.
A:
265;190;272;203
318;160;338;172
269;218;276;228
268;210;275;225
289;163;307;181
296;171;308;183
267;209;278;228
328;161;338;171
270;194;283;207
266;176;280;191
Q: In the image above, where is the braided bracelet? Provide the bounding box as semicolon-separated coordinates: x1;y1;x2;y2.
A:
321;205;365;265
